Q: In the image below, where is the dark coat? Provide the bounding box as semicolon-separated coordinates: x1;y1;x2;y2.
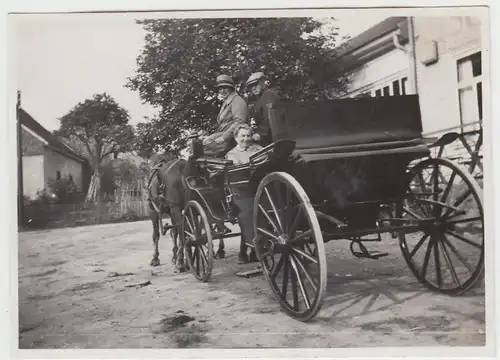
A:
250;87;280;145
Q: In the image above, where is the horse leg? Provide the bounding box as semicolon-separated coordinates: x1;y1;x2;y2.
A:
170;225;178;266
171;206;188;273
216;236;226;259
150;206;161;267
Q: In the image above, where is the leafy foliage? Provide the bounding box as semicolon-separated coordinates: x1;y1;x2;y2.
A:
54;93;136;171
100;157;149;196
126;17;351;156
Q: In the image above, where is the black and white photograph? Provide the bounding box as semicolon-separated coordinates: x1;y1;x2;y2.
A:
7;2;494;357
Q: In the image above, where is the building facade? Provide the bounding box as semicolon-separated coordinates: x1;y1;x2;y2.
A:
340;16;483;136
19;107;88;199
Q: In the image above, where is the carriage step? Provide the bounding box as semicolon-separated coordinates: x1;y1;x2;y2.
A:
352;250;389;259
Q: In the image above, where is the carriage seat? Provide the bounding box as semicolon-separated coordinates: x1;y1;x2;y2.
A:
268;95;430;161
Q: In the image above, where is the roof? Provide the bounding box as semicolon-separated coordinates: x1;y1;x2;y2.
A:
19;107;86;163
336;17;408;57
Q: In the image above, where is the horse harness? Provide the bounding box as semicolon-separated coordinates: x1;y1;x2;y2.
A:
147;159;181;212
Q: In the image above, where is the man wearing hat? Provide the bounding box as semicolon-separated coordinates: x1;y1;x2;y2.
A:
246;72;281;146
202;74;248;157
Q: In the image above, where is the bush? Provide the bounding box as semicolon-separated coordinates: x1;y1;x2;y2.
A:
48;176;83;204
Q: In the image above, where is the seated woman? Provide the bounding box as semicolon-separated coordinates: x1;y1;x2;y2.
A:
226;123;263;165
226;123;263;263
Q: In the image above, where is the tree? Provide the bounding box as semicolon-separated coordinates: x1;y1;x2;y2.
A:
126;17;351;156
54;93;136;201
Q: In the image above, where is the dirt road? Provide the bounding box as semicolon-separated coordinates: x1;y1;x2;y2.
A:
18;221;486;349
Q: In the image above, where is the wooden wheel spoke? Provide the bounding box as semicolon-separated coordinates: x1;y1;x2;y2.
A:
440;170;457;204
442;189;472;218
445;230;482;250
188;208;198;234
305;243;315;256
421;237;434;279
438;237;461;287
289;256;311;310
441;235;476;273
432;164;440;202
402;205;422;220
257;227;281;242
259;204;281;235
433;236;443;287
273;182;287;231
265;187;284;233
290;230;313;245
415;172;432;216
292;246;318;265
446;216;482;225
291;253;317;292
290;263;299;311
401;158;484;295
185;216;196;236
288;205;304;237
407;188;430;217
183;201;213;282
255;172;326;321
282;255;289;298
270;254;285;280
409;233;430;258
199;245;208;267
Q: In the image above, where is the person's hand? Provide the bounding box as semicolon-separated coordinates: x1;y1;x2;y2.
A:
215;137;224;144
252;133;261;142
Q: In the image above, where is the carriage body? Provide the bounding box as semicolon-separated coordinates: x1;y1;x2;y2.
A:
181;95;484;322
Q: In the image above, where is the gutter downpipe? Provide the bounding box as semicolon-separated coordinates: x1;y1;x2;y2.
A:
393;17;418;95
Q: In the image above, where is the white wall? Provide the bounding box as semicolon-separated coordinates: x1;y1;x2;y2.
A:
43;148;83;191
22;155;44;199
345;47;409;97
414;16;482;135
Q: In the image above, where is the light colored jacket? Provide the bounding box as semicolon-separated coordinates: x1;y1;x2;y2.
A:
215;92;248;141
226;143;263;165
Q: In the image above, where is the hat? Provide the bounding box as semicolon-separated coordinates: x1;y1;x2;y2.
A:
246;72;266;87
216;74;235;89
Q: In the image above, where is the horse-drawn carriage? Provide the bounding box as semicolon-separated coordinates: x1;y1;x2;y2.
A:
160;94;484;322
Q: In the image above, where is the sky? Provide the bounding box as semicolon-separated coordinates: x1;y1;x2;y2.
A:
13;11;389;132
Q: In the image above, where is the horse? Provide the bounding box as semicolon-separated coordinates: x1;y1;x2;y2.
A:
146;151;254;271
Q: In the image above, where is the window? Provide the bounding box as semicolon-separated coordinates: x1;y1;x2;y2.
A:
457;51;482;125
56;171;61;180
401;77;407;95
392;80;401;96
354;76;408;98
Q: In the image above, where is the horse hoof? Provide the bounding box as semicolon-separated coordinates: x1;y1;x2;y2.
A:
150;258;160;267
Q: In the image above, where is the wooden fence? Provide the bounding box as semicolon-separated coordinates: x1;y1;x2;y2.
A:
22;181;152;230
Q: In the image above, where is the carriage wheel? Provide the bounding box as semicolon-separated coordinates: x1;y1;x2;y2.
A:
253;172;327;322
182;200;214;282
398;157;484;295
